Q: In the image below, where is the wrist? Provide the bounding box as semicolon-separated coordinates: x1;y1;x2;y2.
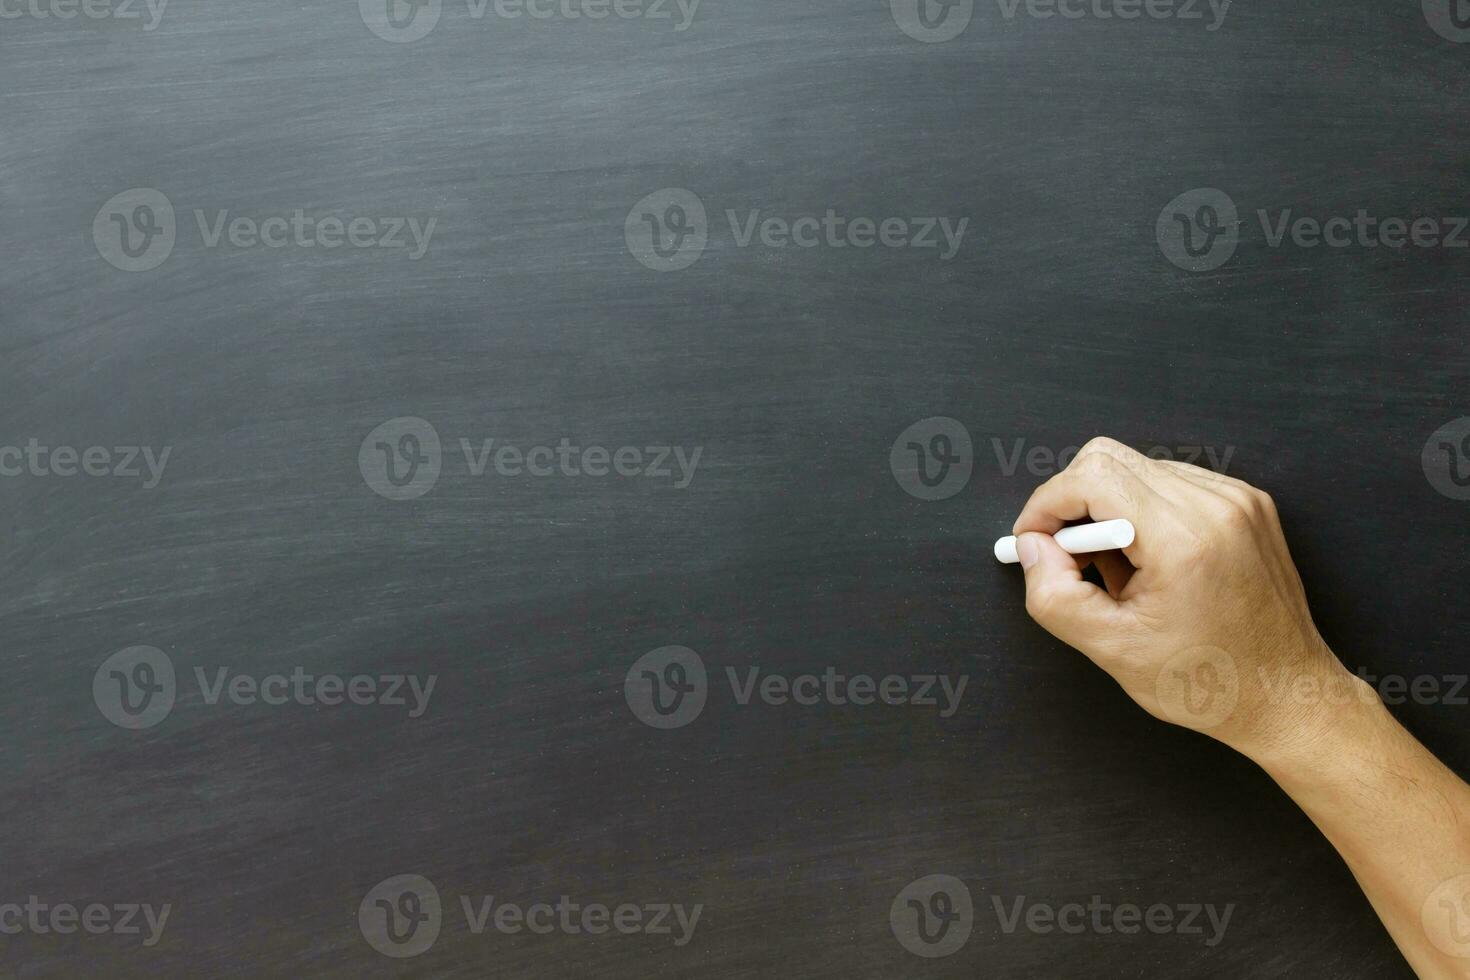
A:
1244;668;1396;791
1220;635;1380;770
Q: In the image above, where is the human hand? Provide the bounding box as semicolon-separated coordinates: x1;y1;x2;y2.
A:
1011;437;1363;763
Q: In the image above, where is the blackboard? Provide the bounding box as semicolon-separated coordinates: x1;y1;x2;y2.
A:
2;0;1467;975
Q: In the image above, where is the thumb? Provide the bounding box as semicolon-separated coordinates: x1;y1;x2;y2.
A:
1017;532;1125;656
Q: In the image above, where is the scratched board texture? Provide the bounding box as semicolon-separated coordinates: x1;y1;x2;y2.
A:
1;0;1468;976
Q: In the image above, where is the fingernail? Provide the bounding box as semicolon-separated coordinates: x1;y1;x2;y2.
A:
1016;534;1040;570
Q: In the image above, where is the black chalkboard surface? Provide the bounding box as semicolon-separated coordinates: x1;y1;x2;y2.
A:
1;0;1467;976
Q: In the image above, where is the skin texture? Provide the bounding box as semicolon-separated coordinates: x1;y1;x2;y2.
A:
1012;437;1470;980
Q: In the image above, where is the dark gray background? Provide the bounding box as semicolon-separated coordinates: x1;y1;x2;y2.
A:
2;0;1467;975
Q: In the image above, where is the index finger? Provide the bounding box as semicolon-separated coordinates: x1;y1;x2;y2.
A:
1012;445;1170;567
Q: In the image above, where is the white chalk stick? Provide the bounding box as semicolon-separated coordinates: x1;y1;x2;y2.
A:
994;519;1136;564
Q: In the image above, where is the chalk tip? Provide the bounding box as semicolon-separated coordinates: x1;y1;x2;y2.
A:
993;535;1019;564
1115;520;1136;548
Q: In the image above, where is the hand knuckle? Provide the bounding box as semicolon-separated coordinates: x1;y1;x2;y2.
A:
1076;450;1115;476
1081;436;1127;459
1220;485;1255;511
1220;501;1254;532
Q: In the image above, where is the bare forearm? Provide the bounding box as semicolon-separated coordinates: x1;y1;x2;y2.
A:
1251;675;1470;979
